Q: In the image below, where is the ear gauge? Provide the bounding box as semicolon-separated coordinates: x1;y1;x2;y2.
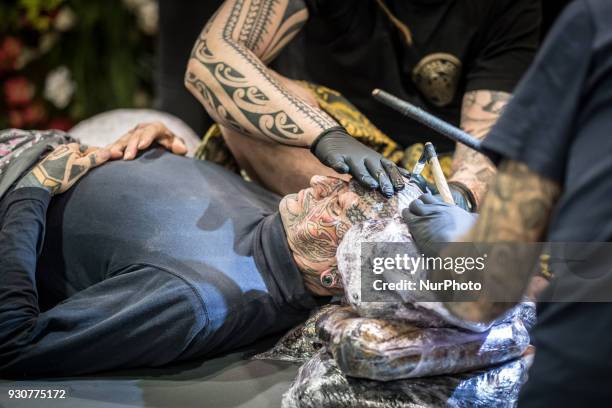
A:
320;269;338;288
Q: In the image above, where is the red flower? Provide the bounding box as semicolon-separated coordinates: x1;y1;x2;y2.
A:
47;117;73;131
0;37;23;72
4;76;35;107
22;102;47;126
3;37;22;60
8;110;25;128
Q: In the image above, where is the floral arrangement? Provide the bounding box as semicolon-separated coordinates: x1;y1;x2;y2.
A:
0;0;158;131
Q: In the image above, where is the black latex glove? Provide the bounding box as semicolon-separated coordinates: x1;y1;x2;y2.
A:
311;127;410;197
401;193;477;256
410;174;475;212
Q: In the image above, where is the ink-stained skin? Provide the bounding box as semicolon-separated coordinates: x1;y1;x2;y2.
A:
445;160;561;323
15;123;188;196
450;90;512;208
186;0;513;204
279;175;397;296
16;143;110;195
185;0;338;146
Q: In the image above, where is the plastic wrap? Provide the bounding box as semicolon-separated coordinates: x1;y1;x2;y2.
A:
315;306;529;381
252;305;338;363
336;217;536;332
282;350;528;408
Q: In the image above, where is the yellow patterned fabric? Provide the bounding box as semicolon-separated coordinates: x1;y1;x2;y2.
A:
194;124;240;174
195;82;453;184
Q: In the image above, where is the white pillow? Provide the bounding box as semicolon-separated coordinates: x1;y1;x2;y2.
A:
69;109;201;157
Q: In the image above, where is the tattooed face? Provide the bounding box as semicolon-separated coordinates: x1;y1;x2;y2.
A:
280;175;397;295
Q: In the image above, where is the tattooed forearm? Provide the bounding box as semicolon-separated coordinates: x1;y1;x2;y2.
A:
443;160;561;322
185;0;338;146
468;160;560;241
460;90;510;138
449;90;511;208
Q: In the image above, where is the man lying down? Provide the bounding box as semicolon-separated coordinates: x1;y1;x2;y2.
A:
0;122;410;377
0;122;535;380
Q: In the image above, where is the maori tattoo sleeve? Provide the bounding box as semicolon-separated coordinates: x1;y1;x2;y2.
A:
444;160;561;323
185;0;338;146
449;90;512;207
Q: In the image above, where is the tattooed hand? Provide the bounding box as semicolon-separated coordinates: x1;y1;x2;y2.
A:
16;143;111;195
107;122;188;160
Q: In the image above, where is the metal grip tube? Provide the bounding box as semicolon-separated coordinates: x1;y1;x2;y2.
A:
372;89;483;153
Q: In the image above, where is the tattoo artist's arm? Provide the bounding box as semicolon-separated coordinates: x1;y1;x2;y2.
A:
444;160;561;323
185;0;338;146
449;90;511;208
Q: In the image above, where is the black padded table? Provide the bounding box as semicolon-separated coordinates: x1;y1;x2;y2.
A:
0;337;298;408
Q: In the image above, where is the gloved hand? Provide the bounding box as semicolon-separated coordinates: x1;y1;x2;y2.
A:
410;174;475;212
311;127;409;197
401;193;477;256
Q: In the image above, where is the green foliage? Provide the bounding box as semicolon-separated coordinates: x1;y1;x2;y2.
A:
0;0;155;130
19;0;65;30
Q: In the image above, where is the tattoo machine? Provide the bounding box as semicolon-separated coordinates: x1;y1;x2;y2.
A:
426;142;455;204
411;142;455;205
371;89;484;153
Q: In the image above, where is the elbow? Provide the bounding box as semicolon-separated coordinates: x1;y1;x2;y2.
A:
184;59;199;93
0;314;37;355
185;28;225;92
184;58;223;127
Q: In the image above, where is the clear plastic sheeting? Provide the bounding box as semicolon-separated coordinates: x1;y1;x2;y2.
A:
315;306;529;381
336;217;536;332
396;181;425;214
251;305;338;363
282;350;529;408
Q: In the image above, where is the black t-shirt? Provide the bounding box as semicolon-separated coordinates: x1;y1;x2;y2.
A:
273;0;541;152
482;1;612;405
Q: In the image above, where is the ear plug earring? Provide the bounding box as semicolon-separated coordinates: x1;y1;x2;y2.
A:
320;269;338;288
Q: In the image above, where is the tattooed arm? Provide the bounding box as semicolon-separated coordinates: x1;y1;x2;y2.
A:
448;90;511;209
185;0;338;146
443;160;561;323
0;143;109;369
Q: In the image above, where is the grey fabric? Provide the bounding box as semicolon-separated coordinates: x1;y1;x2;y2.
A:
0;338;298;408
0;128;74;199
